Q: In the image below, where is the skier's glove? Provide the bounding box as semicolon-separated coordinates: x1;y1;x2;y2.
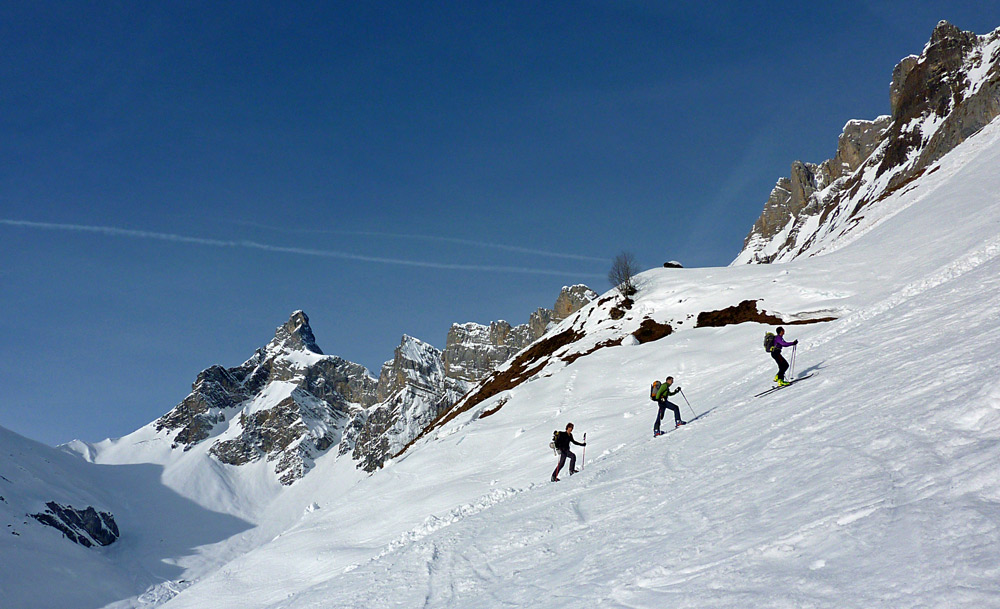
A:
793;340;799;345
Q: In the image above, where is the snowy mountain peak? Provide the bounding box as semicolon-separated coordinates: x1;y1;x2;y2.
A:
735;20;1000;264
377;334;449;400
93;283;596;487
266;310;323;356
929;19;970;47
147;311;378;482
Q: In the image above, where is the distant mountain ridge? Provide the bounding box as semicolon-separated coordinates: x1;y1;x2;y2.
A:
143;285;596;481
735;20;1000;264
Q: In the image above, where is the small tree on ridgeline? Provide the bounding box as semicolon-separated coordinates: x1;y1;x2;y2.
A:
609;251;640;297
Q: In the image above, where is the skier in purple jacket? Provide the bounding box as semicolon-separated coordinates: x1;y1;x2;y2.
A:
770;327;799;386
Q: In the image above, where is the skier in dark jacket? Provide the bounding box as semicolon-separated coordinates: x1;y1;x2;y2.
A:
770;327;799;386
551;423;586;482
653;376;685;436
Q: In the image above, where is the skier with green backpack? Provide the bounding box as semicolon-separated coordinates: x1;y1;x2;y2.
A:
650;376;685;436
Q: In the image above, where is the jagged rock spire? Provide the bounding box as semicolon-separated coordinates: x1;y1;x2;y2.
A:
268;310;323;355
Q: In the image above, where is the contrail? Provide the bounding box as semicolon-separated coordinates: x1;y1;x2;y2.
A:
226;218;609;263
0;219;605;278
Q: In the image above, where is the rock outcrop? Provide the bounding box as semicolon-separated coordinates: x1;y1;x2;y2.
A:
442;322;534;383
736;21;1000;264
345;336;470;472
553;285;598;320
443;285;597;383
30;502;120;548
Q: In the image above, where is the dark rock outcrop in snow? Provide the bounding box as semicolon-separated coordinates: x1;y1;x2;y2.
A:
632;318;673;343
696;300;837;328
30;502;120;548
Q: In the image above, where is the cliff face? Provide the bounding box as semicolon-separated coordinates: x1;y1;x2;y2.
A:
343;336;470;472
442;285;598;383
736;21;1000;264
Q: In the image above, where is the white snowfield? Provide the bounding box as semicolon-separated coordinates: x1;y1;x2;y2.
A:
4;118;1000;608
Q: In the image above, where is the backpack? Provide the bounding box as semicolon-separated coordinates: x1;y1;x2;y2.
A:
650;380;662;401
763;332;776;352
550;430;559;452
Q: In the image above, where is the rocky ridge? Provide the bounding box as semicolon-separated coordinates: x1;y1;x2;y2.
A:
443;285;598;383
151;286;596;480
30;502;120;548
736;21;1000;264
343;335;470;472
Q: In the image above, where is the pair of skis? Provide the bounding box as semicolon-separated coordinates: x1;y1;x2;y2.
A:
653;423;685;438
754;373;814;398
653;408;713;437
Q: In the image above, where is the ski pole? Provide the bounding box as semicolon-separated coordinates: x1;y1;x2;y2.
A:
791;344;797;379
581;433;586;470
679;388;697;419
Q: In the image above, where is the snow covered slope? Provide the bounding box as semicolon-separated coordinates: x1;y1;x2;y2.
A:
0;425;252;609
5;95;1000;609
133;116;1000;608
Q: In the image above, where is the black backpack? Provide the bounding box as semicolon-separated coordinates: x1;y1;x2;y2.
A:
550;430;559;452
763;332;776;352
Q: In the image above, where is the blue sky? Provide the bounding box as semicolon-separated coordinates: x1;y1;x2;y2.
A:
3;2;999;445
